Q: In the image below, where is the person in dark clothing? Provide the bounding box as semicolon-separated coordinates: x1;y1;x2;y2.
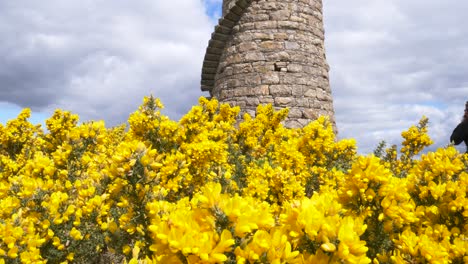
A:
450;101;468;152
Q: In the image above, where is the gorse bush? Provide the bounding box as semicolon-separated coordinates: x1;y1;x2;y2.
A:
0;96;467;264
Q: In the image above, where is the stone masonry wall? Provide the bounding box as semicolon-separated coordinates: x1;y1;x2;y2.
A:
202;0;335;129
222;0;237;16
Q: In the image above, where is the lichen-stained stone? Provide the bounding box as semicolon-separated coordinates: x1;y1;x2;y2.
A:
201;0;337;132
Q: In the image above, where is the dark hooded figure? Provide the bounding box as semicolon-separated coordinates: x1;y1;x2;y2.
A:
450;101;468;152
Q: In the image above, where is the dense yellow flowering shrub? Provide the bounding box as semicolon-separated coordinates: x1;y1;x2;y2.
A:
0;96;467;263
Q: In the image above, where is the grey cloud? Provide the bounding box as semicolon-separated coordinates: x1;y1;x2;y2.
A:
324;0;468;153
0;0;213;126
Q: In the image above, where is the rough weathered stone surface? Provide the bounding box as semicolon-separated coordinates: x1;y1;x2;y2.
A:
201;0;336;131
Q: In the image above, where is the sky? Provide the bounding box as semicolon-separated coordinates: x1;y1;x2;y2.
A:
1;0;467;154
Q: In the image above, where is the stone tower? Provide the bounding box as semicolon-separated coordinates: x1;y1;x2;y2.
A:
201;0;335;129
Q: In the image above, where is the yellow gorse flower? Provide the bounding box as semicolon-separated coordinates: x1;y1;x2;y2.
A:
0;96;466;263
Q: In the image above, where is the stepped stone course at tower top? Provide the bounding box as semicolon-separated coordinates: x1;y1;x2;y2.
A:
201;0;336;129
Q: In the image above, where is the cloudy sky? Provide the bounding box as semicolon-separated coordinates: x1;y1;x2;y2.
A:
1;0;467;154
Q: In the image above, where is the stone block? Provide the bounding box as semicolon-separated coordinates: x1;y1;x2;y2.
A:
226;45;237;53
312;11;323;20
278;21;300;30
309;98;319;107
245;75;262;85
269;85;291;96
273;32;290;40
226;78;242;87
231;25;240;34
254;14;270;21
275;97;294;106
234;34;252;43
230;5;243;16
233;87;248;97
242;13;257;23
282;74;308;85
201;79;214;86
253;63;274;73
225;12;240;23
285;41;300;50
284;120;302;128
262;2;277;10
202;67;217;74
266;51;290;61
208;47;224;55
240;22;255;31
214;25;231;35
304;88;317;98
311;38;322;45
297;118;311;127
255;21;278;30
238;42;258;52
288;108;303;118
296;98;309;107
252;32;274;40
274;62;288;70
208;39;225;49
244;52;265;61
287;63;302;72
245;97;260;106
270;10;290;20
259;41;284;50
232;63;253;74
258;85;270;95
203;60;218;68
227;53;243;63
316;90;328;100
245;109;256;117
259;97;274;104
290;53;310;63
232;99;247;107
291;85;305;96
261;72;280;84
303;66;320;75
234;86;267;96
219;18;235;28
220;89;234;98
202;73;216;80
322;103;334;111
235;0;250;9
290;15;307;23
303;109;318;119
223;66;234;76
204;53;221;62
